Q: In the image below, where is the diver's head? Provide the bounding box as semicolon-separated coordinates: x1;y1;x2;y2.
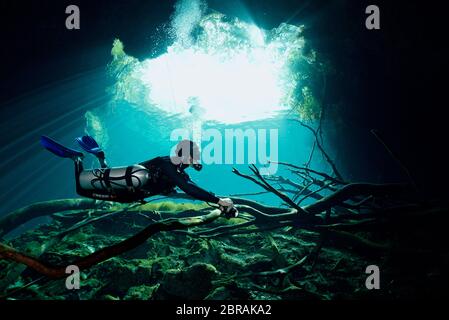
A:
174;140;202;171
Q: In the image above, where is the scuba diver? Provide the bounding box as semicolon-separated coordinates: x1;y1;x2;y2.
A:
40;135;238;218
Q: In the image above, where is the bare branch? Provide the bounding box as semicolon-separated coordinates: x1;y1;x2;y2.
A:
272;161;345;185
0;199;107;238
232;167;310;216
304;183;411;215
289;119;344;181
371;129;418;191
0;209;222;278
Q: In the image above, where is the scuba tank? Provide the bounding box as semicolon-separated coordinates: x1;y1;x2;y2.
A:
79;164;150;194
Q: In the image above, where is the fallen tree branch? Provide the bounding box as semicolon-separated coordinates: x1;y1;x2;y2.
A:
167;193;295;215
191;222;293;238
226;255;309;280
371;129;418;191
232;166;310;216
186;220;255;236
0;199;107;237
263;176;323;201
289;119;344;181
0;209;222;278
271;161;345;185
297;181;333;205
55;202;144;239
304;183;412;215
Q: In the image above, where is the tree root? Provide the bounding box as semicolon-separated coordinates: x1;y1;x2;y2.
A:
0;209;222;278
0;157;439;282
0;199;108;238
304;183;413;215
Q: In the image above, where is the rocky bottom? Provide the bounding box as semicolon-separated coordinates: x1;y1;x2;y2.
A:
1;201;447;300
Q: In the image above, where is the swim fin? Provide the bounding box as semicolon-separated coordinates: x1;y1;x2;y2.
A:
75;135;103;157
40;136;84;159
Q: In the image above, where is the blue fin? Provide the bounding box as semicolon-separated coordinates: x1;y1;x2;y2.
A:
75;135;103;156
40;136;84;159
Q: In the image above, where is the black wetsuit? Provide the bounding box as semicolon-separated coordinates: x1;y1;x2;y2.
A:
139;156;219;203
75;156;219;204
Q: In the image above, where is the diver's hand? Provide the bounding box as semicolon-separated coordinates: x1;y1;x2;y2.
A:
218;198;233;210
218;198;238;218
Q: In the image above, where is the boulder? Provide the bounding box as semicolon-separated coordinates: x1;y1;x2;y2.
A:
156;263;218;299
124;284;160;300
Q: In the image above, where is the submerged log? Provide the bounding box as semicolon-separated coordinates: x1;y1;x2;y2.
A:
0;199;105;238
0;209;222;278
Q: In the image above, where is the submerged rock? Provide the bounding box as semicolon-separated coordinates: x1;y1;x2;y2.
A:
124;284;160;300
155;263;218;300
205;282;250;300
1;201;408;300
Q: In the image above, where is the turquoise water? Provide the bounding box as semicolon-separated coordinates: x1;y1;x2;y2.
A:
82;105;322;206
0;0;333;216
79;0;329;206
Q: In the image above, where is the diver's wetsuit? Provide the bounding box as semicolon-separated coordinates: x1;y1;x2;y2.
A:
139;156;219;202
74;156;219;204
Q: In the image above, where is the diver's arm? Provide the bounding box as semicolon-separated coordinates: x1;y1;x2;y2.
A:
160;163;220;203
179;179;220;203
